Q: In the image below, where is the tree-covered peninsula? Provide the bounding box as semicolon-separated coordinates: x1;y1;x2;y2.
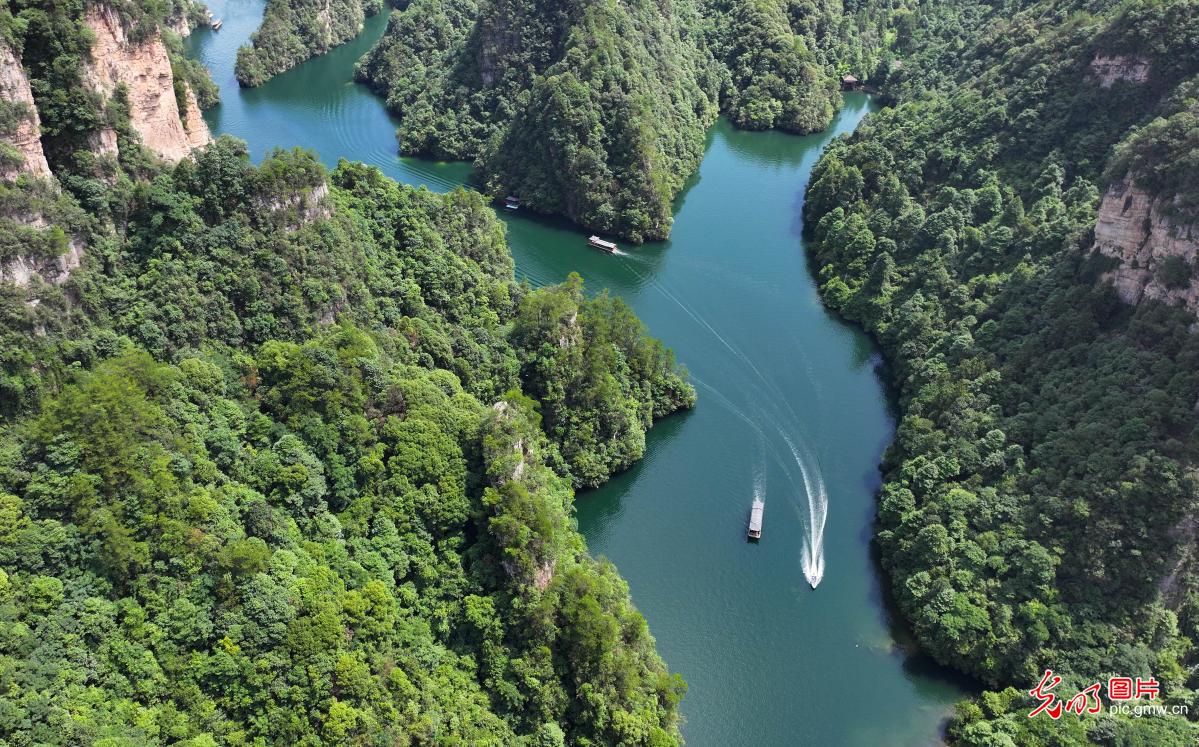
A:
806;0;1199;743
235;0;385;87
0;2;693;743
354;0;889;241
231;0;894;239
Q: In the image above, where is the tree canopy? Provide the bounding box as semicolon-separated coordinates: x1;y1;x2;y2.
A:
356;0;891;241
0;9;693;732
806;0;1199;742
235;0;386;87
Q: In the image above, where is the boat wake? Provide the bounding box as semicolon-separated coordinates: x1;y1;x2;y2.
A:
630;263;830;588
772;431;829;589
786;434;827;589
800;462;829;589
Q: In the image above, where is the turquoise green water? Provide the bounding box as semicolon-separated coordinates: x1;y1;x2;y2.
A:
187;5;971;743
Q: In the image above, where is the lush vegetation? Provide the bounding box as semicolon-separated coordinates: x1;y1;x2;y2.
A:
356;0;894;241
356;0;720;242
510;274;696;487
703;0;837;133
0;3;695;741
235;0;385;87
0;136;693;744
1106;79;1199;220
806;0;1199;743
18;0;1199;743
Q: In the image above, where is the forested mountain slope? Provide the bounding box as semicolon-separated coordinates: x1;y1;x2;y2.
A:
0;2;693;743
355;0;889;241
356;0;721;243
806;0;1199;743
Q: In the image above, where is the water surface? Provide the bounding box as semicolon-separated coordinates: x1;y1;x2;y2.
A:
188;6;970;743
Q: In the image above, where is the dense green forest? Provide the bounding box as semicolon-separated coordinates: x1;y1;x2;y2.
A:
355;0;721;243
0;1;695;742
12;0;1199;742
806;0;1199;743
354;0;890;241
235;0;384;86
232;0;898;239
0;149;691;744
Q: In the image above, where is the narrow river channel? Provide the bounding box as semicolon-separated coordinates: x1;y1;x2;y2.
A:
187;4;971;743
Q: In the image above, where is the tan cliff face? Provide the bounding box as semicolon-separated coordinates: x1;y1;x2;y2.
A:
84;5;212;162
0;43;52;182
1094;175;1199;315
180;85;209;148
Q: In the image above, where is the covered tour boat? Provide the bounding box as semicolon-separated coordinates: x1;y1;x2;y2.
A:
587;235;617;253
747;499;764;540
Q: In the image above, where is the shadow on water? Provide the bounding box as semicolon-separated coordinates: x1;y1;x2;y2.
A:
667;128;714;214
573;412;694;548
716;120;819;169
856;375;982;708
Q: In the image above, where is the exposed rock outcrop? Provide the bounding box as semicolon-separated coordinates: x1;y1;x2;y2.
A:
90;127;120;159
179;85;209;145
83;5;211;162
560;311;580;348
1;241;84;288
0;211;85;287
166;9;193;37
1088;53;1150;88
0;43;52;182
1094;175;1199;314
257;181;331;229
489;400;529;484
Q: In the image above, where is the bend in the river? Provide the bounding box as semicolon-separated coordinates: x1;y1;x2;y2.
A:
187;4;971;743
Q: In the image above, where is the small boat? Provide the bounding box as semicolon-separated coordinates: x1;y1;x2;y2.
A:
587;235;617;253
747;499;764;541
211;18;222;30
503;196;520;211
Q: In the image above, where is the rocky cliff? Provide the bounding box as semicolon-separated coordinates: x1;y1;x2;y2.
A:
257;180;331;229
0;239;84;289
0;205;86;291
1088;53;1151;88
84;5;211;162
166;8;194;37
1094;174;1199;315
0;43;52;182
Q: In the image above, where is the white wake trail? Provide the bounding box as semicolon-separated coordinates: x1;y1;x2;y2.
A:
783;433;827;588
634;264;830;588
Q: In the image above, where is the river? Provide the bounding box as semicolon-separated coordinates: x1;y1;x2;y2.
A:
186;4;971;744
